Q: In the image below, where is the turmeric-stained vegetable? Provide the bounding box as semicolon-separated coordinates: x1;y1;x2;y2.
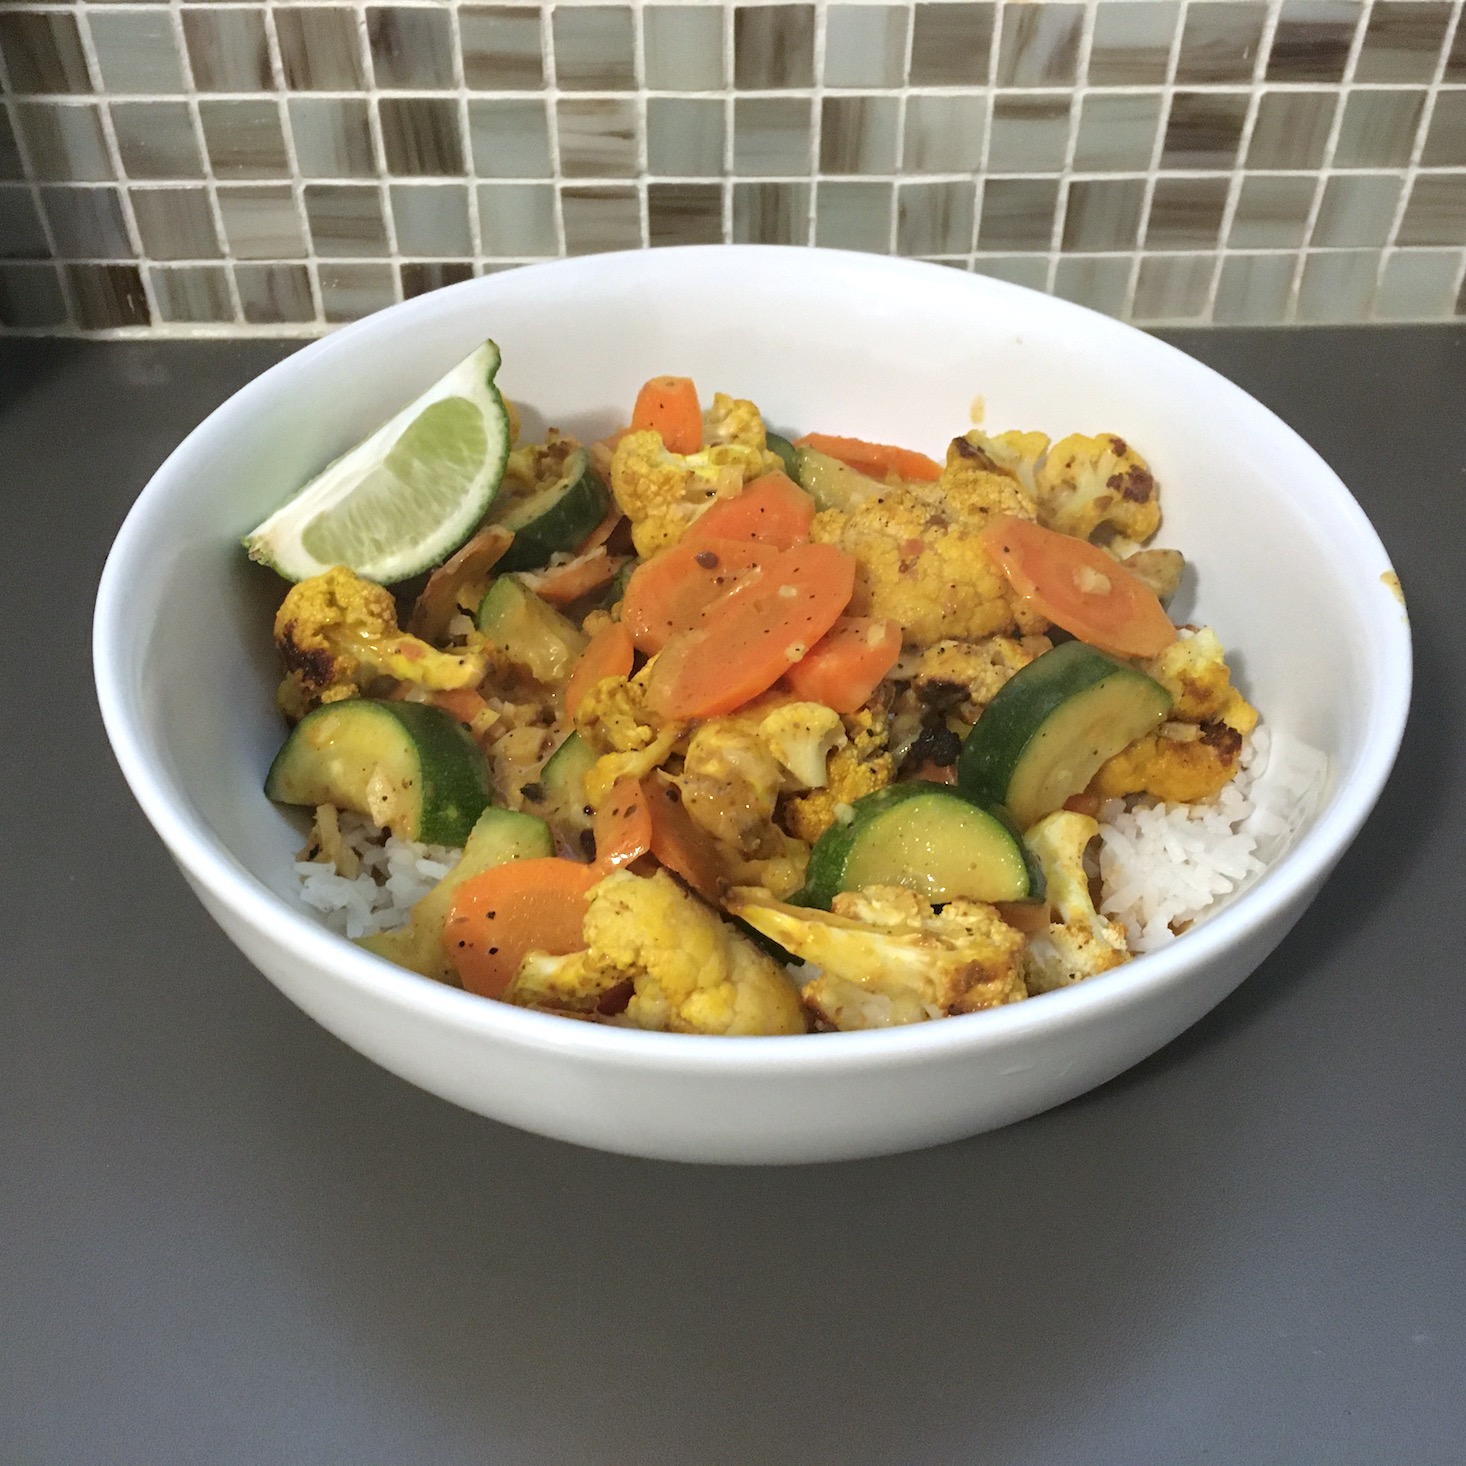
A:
632;375;703;455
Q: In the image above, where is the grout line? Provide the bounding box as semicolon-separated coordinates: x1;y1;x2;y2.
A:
541;3;570;260
808;2;824;247
1045;0;1099;295
888;0;915;258
448;1;485;283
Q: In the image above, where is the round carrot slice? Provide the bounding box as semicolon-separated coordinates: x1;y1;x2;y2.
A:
980;515;1177;658
681;471;816;549
782;615;902;714
564;619;635;719
620;535;769;654
631;375;702;455
592;774;654;870
795;431;942;483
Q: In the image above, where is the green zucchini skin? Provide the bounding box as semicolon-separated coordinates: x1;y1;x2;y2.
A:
766;432;800;482
957;641;1171;830
526;731;598;847
476;574;588;684
801;781;1043;909
495;448;610;572
265;698;491;846
792;445;885;511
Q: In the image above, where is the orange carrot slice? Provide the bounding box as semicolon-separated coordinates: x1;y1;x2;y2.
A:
428;687;492;726
565;619;635;719
782;615;902;713
682;471;816;550
646;542;856;721
529;547;628;606
795;431;942;483
632;375;702;455
443;858;602;999
592;774;653;870
620;535;769;654
980;515;1177;658
643;774;726;903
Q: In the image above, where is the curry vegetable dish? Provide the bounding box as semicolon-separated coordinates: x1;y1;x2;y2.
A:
251;344;1264;1036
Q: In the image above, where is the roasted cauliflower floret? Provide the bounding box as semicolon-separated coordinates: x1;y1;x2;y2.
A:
610;427;782;557
810;486;1040;649
1036;433;1161;544
909;634;1053;723
678;718;787;856
1091;721;1246;804
273;565;488;719
759;702;848;788
1021;811;1131;993
782;705;894;843
702;391;768;450
507;869;807;1035
955;429;1051;498
728;885;1027;1031
572;667;683;806
1144;627;1257;732
1119;547;1185;606
940;434;1040;521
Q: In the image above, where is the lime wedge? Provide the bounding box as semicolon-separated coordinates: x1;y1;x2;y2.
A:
244;340;512;583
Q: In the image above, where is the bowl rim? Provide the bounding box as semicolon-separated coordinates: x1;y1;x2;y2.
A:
92;244;1414;1075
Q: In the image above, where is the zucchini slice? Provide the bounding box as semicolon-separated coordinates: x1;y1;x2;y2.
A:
766;431;800;483
359;806;554;981
476;574;588;684
957;641;1171;829
793;445;886;511
525;731;598;846
802;782;1043;908
494;447;610;573
265;698;491;846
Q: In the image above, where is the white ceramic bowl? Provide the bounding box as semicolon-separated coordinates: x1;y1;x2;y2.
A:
94;247;1411;1164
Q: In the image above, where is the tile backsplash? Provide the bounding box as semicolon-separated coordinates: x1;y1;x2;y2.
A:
2;0;1465;334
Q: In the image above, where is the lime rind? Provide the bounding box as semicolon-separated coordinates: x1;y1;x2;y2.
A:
243;339;511;584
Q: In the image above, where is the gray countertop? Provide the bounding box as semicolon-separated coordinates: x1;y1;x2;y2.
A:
3;327;1462;1465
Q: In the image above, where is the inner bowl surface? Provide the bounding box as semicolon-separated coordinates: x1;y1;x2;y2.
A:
94;247;1411;1163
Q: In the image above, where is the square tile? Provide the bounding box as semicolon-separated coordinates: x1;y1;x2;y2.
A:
290;98;378;179
199;100;289;181
13;103;113;183
0;112;22;181
305;183;390;257
320;262;396;323
469;99;553;178
1311;173;1401;246
1145;176;1230;247
217;184;308;259
182;9;272;93
557;98;639;178
896;180;974;255
368;7;456;90
553;7;636;91
1396;173;1466;245
644;6;724;91
648;98;725;177
41;185;135;258
1246;90;1337;169
1375;249;1463;318
0;14;93;95
733;97;813;175
972;255;1048;290
732;180;810;244
1053;255;1131;316
66;263;150;328
1073;94;1163;174
150;265;233;324
1229;174;1316;248
1422;90;1466;168
461;6;544;89
0;264;69;328
1296;249;1379;321
275;8;367;92
130;186;221;260
110;102;203;181
1353;2;1452;83
1133;253;1214;320
1087;3;1178;85
0;187;52;259
478;182;558;254
648;182;722;246
561;185;641;254
1449;19;1466;82
87;9;186;94
1062;178;1146;251
1333;89;1427;168
978;177;1060;250
1266;0;1362;83
1175;2;1267;84
401;261;474;299
236;262;315;324
733;6;814;89
903;94;985;173
987;95;1072;174
815;179;893;252
821;96;900;175
379;98;464;176
391;183;472;257
1213;252;1297;323
825;6;908;88
995;4;1083;87
909;3;994;87
1162;92;1249;170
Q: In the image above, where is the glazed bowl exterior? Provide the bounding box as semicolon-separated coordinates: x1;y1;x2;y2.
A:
94;247;1411;1163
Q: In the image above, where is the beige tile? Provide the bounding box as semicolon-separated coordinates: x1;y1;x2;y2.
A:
820;96;899;176
648;182;722;246
1213;252;1296;322
1230;174;1317;248
903;94;985;174
1175;2;1267;84
469;99;553;179
815;179;892;251
995;4;1082;87
275;8;367;92
461;6;544;90
553;7;636;91
561;185;641;254
732;180;809;244
1063;178;1146;252
236;263;315;324
1296;249;1379;320
368;6;457;90
733;96;813;176
1312;173;1401;246
1333;89;1427;169
1133;253;1214;319
479;182;558;255
643;7;724;91
648;98;724;177
978;177;1060;250
130;186;221;260
14;103;113;183
320;261;396;322
734;6;814;89
217;184;307;259
1375;249;1463;318
988;95;1072;174
200;100;289;181
150;265;233;324
1053;255;1131;316
1073;94;1163;174
1087;3;1178;85
558;98;639;179
1247;91;1337;170
825;6;908;88
896;180;974;254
